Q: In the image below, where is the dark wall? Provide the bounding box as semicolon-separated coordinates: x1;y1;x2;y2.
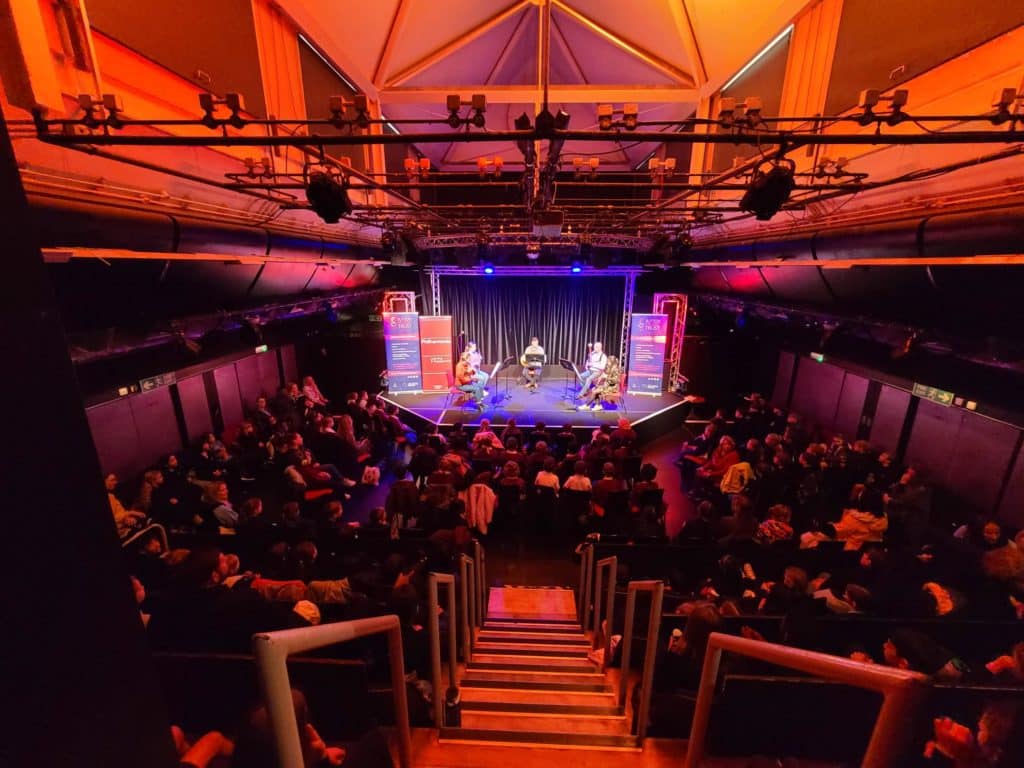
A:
825;0;1024;114
85;345;294;479
88;0;267;116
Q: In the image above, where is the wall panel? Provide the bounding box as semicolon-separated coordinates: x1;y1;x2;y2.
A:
280;345;298;384
997;446;1024;528
869;385;910;452
833;372;869;439
905;399;959;483
214;365;244;431
257;350;282;394
945;412;1018;511
772;350;795;407
128;388;181;463
87;399;143;479
177;375;213;443
790;359;845;433
234;355;263;410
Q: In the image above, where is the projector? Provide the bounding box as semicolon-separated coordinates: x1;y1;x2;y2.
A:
532;210;564;238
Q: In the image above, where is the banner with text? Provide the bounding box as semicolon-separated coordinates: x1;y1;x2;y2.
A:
419;315;454;392
627;313;669;394
383;312;422;393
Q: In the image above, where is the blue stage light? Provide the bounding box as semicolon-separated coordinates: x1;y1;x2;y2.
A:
482;262;495;275
570;261;583;274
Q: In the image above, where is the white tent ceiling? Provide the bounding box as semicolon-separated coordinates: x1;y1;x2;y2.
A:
280;0;813;170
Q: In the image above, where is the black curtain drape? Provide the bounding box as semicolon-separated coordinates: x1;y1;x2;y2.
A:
438;275;624;367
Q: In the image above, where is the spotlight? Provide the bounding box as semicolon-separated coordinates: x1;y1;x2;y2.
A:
482;262;495;275
717;96;737;124
198;92;218;129
352;94;370;129
446;94;462;129
305;171;352;223
991;87;1020;124
224;92;246;128
328;95;346;127
739;159;795;221
597;104;614;131
418;157;431;178
622;103;639;131
570;261;583;274
470;94;487;127
526;242;541;261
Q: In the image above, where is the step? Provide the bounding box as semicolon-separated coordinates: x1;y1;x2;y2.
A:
467;660;598;675
471;653;599;669
461;678;612;694
461;700;625;718
484;621;583;633
486;614;580;625
462;669;605;685
439;727;639;751
459;711;632;735
472;644;590;658
460;686;618;708
478;631;590;645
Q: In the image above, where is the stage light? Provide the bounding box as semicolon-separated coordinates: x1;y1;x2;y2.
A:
526;242;541;261
482;262;495;275
352;94;370;129
447;94;462;128
471;94;487;127
622;103;639;131
597;104;613;131
992;87;1020;124
740;159;795;221
514;112;535;165
493;156;503;177
328;95;346;126
717;96;737;124
571;261;583;273
418;157;430;178
305;171;352;223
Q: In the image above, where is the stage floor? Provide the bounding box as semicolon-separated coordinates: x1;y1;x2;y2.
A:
381;365;688;429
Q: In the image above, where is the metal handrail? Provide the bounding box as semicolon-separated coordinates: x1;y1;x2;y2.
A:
578;542;594;628
473;540;487;626
252;616;412;768
458;555;476;658
121;522;168;551
684;633;931;768
616;579;664;743
427;572;459;727
591;556;618;670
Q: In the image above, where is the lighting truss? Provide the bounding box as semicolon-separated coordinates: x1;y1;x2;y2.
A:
414;232;653;251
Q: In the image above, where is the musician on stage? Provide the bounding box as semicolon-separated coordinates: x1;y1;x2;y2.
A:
577;341;608;399
455;351;485;410
465;340;489;392
578;356;621;411
520;336;546;392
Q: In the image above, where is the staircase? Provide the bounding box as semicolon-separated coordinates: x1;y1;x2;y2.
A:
439;585;637;750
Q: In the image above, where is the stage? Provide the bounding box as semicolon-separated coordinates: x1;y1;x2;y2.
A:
381;365;690;440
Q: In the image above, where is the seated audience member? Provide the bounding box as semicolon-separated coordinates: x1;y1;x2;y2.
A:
677;500;717;544
718;494;758;546
592;462;625;510
611;418;637;447
106;473;146;537
755;504;795;545
198;480;237;528
280;501;316;540
472;419;501;450
564;461;593;492
527;422;552;451
658;603;724;690
497;460;526;493
534;456;561;495
250;395;277;437
985;642;1024;684
385;463;421;529
924;700;1023;768
883;628;967;681
677;421;720;468
759;566;809;614
301;375;329;408
500;418;523;445
697;435;740;484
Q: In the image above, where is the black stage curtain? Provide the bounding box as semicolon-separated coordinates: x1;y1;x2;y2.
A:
439;275;625;367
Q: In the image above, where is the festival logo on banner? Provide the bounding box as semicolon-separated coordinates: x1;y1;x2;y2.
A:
418;316;454;391
383;312;422;393
627;313;669;394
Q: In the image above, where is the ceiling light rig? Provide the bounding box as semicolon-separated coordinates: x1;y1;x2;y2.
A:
446;94;487;129
304;167;352;223
595;103;640;131
740;157;797;221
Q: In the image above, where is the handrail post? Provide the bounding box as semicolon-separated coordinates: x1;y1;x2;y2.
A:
682;633;931;768
577;542;588;620
252;616;412;768
602;558;616;670
459;555;474;658
634;581;663;744
617;587;637;707
427;573;459;727
474;540;487;626
592;556;617;656
580;544;595;629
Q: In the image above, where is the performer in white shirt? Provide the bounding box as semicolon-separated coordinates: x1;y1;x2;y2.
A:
577;341;608;398
519;336;546;391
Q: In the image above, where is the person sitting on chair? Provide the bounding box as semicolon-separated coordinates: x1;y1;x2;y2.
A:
520;336;547;392
465;341;489;394
578;356;620;411
577;342;608;400
455;352;485;410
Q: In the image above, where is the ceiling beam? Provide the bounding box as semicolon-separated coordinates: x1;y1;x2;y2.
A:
384;0;532;88
552;0;696;87
372;0;412;88
380;85;700;104
686;255;1024;269
672;1;708;87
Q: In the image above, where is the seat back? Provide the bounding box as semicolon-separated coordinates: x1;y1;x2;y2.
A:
444;369;456;391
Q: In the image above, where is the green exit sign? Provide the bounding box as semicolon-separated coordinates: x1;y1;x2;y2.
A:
139;372;176;393
912;382;954;406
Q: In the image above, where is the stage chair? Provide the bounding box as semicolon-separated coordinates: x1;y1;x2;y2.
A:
443;370;471;411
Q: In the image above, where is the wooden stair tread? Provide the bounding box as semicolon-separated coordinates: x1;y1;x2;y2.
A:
439;727;639;750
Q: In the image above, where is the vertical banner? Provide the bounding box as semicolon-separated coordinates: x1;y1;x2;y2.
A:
418;315;453;392
383;312;422;393
627;313;669;394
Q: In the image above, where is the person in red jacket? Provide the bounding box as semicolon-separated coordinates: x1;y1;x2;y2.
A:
697;435;740;483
